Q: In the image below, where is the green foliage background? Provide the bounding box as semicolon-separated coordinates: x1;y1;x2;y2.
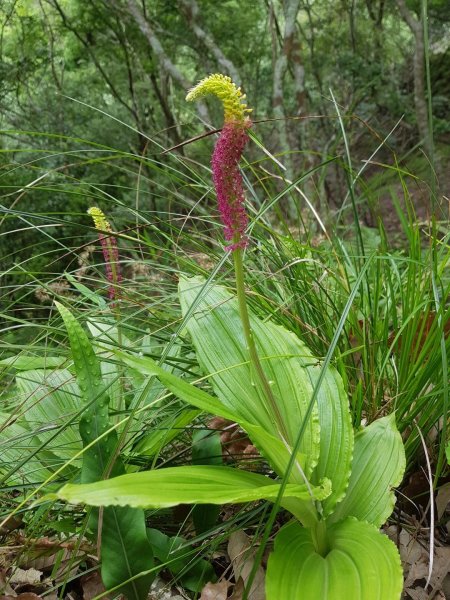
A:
0;0;448;336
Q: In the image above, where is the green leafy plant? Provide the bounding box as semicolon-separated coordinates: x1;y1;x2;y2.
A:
56;302;154;600
49;76;407;599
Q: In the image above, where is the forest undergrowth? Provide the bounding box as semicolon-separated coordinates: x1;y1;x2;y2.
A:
0;90;449;600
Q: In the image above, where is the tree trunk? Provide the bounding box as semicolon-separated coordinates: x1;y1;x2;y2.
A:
271;0;305;216
396;0;431;154
125;0;210;124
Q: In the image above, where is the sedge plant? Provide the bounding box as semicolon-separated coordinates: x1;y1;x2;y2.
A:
45;75;407;598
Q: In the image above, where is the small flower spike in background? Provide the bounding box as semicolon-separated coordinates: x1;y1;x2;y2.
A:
87;207;121;300
186;74;252;251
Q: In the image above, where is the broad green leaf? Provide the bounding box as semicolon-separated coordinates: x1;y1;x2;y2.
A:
16;369;82;465
178;277;320;476
192;429;222;466
134;408;200;456
55;465;331;509
101;505;153;600
0;412;52;485
147;528;215;592
56;303;119;484
112;349;309;488
446;442;450;465
0;356;66;371
56;303;154;600
192;429;222;534
178;276;353;512
330;414;406;527
266;518;403;600
308;366;353;515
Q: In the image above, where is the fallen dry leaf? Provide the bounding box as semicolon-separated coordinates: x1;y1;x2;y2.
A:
0;594;43;600
404;589;429;600
227;531;265;600
229;578;245;600
208;418;259;464
8;569;42;587
0;516;23;536
80;572;109;600
387;525;450;598
199;580;229;600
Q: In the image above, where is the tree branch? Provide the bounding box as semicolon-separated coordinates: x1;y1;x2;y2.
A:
179;0;241;85
396;0;420;33
124;0;210;123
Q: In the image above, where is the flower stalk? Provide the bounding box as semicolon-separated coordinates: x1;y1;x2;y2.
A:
233;247;290;442
187;74;289;442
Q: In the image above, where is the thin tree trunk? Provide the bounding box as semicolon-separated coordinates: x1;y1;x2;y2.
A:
272;0;304;216
396;0;431;154
125;0;210;124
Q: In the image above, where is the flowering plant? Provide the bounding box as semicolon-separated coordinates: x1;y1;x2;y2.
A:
52;76;406;599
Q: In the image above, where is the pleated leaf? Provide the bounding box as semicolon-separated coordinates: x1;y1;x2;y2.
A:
330;414;405;527
16;369;82;465
0;356;66;370
178;276;353;512
266;518;403;600
113;349;309;487
307;366;353;515
0;412;52;485
179;276;320;476
55;465;331;509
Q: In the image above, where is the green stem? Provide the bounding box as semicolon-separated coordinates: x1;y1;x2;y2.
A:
311;519;329;556
233;247;290;443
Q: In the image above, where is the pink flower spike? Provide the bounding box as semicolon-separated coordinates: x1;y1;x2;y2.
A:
211;121;251;250
98;234;122;300
87;207;122;301
186;74;253;251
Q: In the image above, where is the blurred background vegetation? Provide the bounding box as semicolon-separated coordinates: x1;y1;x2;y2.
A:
0;0;449;317
0;5;449;593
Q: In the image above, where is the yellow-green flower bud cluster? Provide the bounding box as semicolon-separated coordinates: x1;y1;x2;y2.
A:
87;206;112;232
186;73;251;123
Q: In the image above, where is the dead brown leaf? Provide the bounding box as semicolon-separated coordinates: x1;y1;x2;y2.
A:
199;580;229;600
0;594;43;600
229;578;245;600
227;531;265;600
0;516;23;537
387;525;450;598
436;483;450;521
81;572;109;600
8;569;42;587
208;419;259;464
404;589;430;600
